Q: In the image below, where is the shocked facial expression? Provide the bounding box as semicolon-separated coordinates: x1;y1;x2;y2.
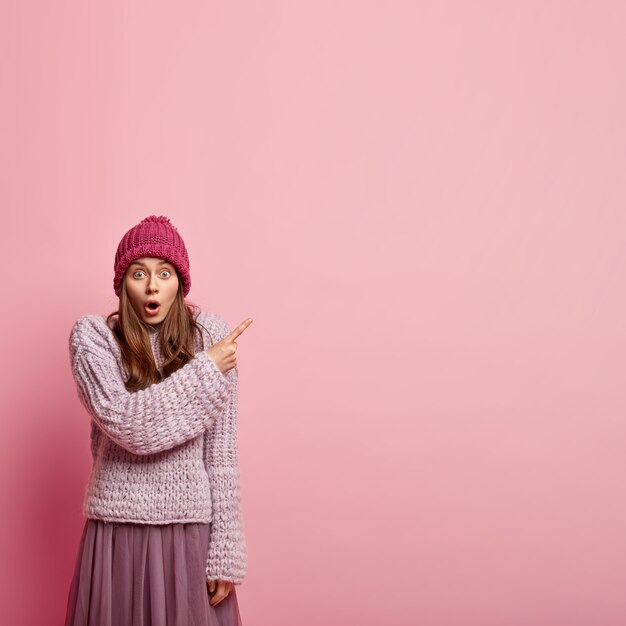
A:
124;257;180;324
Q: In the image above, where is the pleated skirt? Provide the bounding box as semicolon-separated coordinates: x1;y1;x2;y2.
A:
64;518;243;626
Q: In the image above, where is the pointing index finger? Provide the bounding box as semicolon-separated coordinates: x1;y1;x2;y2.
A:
225;318;253;342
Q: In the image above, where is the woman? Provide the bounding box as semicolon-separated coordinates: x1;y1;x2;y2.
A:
64;215;252;625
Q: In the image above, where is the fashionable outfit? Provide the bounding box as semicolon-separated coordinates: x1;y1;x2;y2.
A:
64;310;247;625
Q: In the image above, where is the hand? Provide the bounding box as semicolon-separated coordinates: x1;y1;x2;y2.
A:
207;579;233;606
206;318;253;375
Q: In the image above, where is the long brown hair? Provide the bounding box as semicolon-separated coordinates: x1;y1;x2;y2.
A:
106;273;210;392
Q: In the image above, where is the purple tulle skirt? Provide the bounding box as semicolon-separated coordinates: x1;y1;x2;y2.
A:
64;518;243;626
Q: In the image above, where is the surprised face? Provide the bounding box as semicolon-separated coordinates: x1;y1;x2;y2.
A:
124;256;180;325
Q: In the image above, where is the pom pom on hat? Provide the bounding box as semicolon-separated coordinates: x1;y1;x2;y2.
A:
113;215;191;297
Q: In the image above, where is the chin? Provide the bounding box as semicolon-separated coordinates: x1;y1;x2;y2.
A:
138;308;165;322
147;312;165;321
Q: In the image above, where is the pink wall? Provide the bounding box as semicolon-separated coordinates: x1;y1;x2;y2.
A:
2;1;626;624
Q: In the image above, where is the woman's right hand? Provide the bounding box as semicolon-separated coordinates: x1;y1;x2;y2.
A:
206;318;253;374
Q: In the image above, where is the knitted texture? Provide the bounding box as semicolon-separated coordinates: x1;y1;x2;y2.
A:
113;215;192;297
68;311;248;584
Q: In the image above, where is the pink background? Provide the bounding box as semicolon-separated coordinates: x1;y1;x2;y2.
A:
2;1;626;624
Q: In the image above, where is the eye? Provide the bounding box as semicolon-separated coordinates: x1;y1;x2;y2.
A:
133;270;145;278
161;270;171;277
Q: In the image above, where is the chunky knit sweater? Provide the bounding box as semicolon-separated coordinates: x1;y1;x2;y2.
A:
68;311;248;584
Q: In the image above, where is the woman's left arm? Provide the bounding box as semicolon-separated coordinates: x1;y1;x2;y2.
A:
202;316;248;585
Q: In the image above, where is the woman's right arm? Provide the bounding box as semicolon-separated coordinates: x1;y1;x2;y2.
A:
69;315;231;456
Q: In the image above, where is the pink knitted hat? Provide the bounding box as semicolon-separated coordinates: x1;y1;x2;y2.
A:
113;215;191;297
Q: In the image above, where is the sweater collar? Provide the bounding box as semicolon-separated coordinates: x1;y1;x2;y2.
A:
146;322;163;339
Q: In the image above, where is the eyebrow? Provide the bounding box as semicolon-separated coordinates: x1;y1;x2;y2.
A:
130;260;173;268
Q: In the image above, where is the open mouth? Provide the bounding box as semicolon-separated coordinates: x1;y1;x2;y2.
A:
145;302;161;315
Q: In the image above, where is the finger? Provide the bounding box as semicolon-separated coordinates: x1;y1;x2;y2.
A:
210;582;228;606
224;318;253;342
208;580;215;593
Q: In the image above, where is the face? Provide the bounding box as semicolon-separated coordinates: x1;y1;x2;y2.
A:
124;257;180;325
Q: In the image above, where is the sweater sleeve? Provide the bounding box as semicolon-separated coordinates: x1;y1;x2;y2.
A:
202;316;248;584
69;315;231;456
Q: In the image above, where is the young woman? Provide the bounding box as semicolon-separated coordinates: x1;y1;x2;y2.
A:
64;215;252;626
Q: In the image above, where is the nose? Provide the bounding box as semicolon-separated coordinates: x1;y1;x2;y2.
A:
147;273;159;293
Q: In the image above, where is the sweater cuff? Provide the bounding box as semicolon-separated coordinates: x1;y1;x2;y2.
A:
191;351;231;407
205;540;247;585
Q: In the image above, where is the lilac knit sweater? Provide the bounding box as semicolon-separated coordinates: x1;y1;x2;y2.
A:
68;311;248;584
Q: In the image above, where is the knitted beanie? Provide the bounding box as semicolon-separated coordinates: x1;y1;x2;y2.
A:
113;215;191;297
